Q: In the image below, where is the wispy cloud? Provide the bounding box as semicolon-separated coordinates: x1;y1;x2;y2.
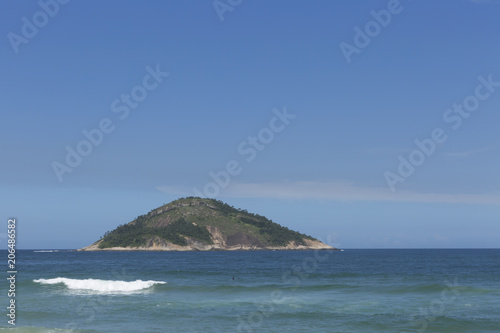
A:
157;180;500;205
445;147;494;158
156;185;195;197
365;147;411;155
470;0;500;3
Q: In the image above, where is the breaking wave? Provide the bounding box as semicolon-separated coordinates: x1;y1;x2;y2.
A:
33;277;166;292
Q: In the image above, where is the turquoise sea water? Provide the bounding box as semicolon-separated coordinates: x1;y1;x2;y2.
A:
1;249;499;332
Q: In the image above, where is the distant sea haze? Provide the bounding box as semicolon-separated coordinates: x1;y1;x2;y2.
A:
7;249;500;332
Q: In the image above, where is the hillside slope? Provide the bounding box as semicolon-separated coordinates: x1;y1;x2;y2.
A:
79;197;335;251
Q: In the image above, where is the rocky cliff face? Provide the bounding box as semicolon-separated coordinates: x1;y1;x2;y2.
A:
78;197;336;251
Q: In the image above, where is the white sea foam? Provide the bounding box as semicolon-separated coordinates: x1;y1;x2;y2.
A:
33;277;166;292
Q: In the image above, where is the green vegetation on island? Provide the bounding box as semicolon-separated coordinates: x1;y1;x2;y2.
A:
99;217;213;248
97;197;316;249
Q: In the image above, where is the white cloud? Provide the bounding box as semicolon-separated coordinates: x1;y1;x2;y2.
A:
445;147;494;158
157;180;500;205
470;0;500;3
155;185;193;197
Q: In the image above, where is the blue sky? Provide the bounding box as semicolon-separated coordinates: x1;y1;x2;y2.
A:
1;0;499;249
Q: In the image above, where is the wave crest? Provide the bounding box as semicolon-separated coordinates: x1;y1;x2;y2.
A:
33;277;166;292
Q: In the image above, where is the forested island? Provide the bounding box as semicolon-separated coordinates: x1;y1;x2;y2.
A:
79;197;334;251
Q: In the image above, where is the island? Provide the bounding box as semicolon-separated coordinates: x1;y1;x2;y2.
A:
78;197;335;251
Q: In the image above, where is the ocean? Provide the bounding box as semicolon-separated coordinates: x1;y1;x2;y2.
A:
1;249;499;332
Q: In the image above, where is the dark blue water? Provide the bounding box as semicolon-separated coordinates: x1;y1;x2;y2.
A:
1;249;499;332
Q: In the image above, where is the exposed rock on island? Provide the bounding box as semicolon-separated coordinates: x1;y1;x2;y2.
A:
79;197;335;251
